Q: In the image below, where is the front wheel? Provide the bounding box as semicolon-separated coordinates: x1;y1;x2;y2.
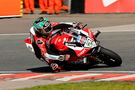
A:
98;46;122;66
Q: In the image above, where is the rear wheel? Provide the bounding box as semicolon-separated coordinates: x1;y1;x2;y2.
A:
98;46;122;66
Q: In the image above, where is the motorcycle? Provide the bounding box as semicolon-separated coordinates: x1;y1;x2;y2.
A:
24;24;122;71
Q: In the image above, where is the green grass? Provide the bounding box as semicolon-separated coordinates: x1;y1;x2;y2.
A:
17;82;135;90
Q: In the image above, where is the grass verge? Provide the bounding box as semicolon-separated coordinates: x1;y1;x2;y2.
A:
17;82;135;90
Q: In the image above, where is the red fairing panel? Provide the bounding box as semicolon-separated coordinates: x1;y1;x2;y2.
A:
50;33;72;51
83;28;96;39
24;38;32;44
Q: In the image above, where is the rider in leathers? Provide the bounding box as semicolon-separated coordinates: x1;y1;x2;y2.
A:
30;17;82;72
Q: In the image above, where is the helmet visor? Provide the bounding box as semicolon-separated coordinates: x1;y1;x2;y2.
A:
34;20;52;35
43;24;52;33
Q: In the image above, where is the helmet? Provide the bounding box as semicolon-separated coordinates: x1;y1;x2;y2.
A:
33;17;52;35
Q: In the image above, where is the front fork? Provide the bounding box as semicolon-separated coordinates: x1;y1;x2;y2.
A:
86;45;104;64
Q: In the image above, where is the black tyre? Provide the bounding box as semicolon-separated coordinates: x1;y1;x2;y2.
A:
99;46;122;66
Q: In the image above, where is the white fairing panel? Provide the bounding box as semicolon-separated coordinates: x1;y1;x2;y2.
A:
25;43;35;53
84;37;97;48
30;27;36;35
66;45;84;50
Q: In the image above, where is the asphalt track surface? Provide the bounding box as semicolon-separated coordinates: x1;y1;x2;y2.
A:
0;13;135;73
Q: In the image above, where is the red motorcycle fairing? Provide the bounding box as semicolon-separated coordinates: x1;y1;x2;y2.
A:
83;28;96;40
50;28;96;57
24;37;35;52
50;33;71;51
24;37;32;44
24;28;97;62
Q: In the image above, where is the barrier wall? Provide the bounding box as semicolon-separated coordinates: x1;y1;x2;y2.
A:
85;0;135;13
70;0;84;13
0;0;22;18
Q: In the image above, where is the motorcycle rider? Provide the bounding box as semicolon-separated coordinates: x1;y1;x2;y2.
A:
30;17;82;72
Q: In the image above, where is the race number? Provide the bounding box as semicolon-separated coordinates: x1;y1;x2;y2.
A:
84;37;97;48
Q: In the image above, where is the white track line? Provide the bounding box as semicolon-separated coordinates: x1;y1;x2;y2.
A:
11;74;53;81
56;73;102;81
0;29;135;36
70;71;135;73
0;74;14;76
97;74;135;81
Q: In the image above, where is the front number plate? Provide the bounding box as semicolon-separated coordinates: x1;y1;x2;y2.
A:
84;37;97;48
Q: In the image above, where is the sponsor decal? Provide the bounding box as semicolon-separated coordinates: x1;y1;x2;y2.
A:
78;49;87;56
36;39;44;44
102;0;118;7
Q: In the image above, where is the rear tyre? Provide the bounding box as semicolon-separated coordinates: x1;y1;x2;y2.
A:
99;46;122;66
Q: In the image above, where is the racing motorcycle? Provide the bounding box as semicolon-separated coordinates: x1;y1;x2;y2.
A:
24;25;122;71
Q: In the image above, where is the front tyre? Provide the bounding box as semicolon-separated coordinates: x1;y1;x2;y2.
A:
99;46;122;66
